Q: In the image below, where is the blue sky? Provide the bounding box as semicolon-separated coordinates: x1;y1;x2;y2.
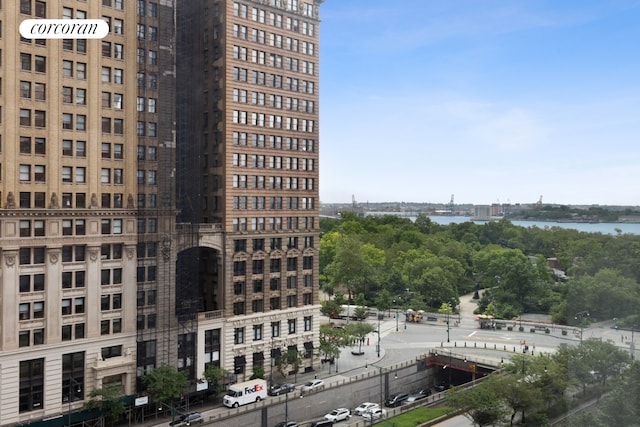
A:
318;0;640;206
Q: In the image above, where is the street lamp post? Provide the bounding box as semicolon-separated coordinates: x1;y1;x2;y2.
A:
284;389;289;424
447;351;452;388
574;311;590;344
158;402;177;427
631;324;637;361
377;314;382;358
270;337;274;387
366;363;387;410
446;310;450;343
395;309;399;332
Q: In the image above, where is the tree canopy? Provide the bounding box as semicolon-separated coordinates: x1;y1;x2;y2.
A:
142;365;189;406
320;213;640;324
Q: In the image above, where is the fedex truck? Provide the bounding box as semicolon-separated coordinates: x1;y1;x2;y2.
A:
223;379;268;408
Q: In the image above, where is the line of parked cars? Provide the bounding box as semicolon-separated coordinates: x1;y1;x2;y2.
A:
272;387;434;426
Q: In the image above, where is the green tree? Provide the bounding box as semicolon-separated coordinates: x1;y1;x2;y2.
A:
325;235;368;302
473;247;542;313
495;372;544;426
320;299;342;318
344;322;375;355
414;213;441;234
202;365;229;398
374;288;393;317
566;269;640;322
250;365;265;380
553;339;629;398
275;349;304;382
447;374;508;427
84;385;126;427
319;231;340;277
596;361;640;425
333;291;347;306
353;293;369;320
392;248;463;309
326;235;385;302
319;324;347;368
142;365;189;407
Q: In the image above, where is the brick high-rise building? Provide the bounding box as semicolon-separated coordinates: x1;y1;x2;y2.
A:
0;0;321;425
175;0;323;382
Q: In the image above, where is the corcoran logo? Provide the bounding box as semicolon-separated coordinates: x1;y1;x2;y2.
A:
245;383;264;394
19;19;109;39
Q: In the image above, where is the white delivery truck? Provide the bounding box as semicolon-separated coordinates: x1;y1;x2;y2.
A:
223;379;268;408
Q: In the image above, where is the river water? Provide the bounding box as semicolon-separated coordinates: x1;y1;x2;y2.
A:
425;215;640;235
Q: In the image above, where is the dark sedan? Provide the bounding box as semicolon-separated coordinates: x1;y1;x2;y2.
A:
269;383;296;396
384;393;409;407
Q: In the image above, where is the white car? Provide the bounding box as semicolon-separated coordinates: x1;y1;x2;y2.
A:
300;379;325;393
354;402;380;416
324;407;350;423
362;408;386;421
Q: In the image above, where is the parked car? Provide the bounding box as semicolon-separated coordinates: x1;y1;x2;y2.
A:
404;388;432;404
434;384;450;393
414;388;432;397
384;392;409;407
304;420;333;427
362;408;386;421
269;383;296;396
404;394;425;405
324;407;350;423
300;379;325;393
273;422;298;427
354;402;379;416
169;412;203;426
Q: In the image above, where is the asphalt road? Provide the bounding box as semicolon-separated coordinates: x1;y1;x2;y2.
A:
146;293;634;427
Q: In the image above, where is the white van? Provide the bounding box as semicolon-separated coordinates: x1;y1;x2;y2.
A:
223;379;268;408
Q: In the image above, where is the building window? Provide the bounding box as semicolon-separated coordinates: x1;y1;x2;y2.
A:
287;294;297;307
252;298;264;313
233;302;245;315
20;109;31;126
288;319;296;334
76;115;86;131
114;44;123;59
234;327;245;344
77;62;87;79
102;41;111;57
35;56;46;73
114;119;123;134
76;88;87;105
19;359;44;412
253;324;263;341
62;352;84;403
113;18;123;35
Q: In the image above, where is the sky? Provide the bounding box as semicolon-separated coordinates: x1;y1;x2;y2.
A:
318;0;640;206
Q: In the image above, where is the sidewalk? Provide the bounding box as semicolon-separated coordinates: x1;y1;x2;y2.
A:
140;317;397;427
